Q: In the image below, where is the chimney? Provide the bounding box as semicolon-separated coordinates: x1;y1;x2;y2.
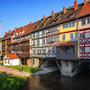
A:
52;11;54;17
14;28;17;31
9;30;11;33
84;0;87;5
43;15;45;20
30;22;32;25
63;7;66;14
74;1;78;10
5;32;8;35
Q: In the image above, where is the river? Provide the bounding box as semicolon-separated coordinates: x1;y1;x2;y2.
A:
20;68;90;90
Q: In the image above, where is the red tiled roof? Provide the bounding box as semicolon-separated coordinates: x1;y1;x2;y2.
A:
11;41;20;44
7;54;18;59
80;2;90;16
56;41;77;46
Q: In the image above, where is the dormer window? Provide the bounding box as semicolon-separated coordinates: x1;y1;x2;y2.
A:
39;21;41;24
22;28;24;30
68;14;73;18
45;19;48;22
55;18;59;22
35;26;38;29
51;21;54;24
41;24;44;27
56;13;60;17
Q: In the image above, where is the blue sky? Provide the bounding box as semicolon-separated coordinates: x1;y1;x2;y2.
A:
0;0;83;37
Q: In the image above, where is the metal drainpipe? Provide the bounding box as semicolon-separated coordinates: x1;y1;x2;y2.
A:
76;17;80;66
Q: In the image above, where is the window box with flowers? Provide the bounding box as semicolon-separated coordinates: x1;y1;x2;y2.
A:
38;53;41;55
33;44;35;46
42;53;45;55
49;41;54;43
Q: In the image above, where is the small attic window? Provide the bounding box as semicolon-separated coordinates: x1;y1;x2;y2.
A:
35;26;38;29
22;28;24;30
51;21;55;24
68;14;73;18
45;19;48;22
39;21;41;24
41;24;44;27
56;13;60;17
55;18;59;22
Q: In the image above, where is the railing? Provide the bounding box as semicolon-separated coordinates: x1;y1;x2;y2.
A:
32;34;46;39
7;41;11;45
32;54;45;58
12;46;20;51
32;44;46;47
20;45;31;50
20;53;31;57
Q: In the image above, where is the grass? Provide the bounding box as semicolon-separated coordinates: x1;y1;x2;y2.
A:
0;72;26;90
6;65;42;74
0;62;3;66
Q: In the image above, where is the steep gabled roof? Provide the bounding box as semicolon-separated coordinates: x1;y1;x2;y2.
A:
79;1;90;17
7;54;18;59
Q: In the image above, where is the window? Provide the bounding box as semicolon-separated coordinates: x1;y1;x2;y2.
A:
33;33;35;37
46;19;48;22
69;23;71;27
85;47;90;52
69;14;73;18
72;22;75;27
75;32;78;39
50;38;52;42
80;47;84;53
37;40;39;44
23;36;26;40
47;38;49;43
42;49;45;54
32;59;35;65
5;59;6;64
27;35;30;39
88;17;90;24
37;32;39;36
53;37;55;41
42;30;45;34
56;37;58;41
43;39;45;44
33;50;35;54
70;33;73;40
62;35;65;40
82;19;86;25
66;24;68;28
63;24;65;29
25;51;27;53
33;40;35;44
80;33;84;39
52;47;55;53
56;18;59;22
51;21;54;24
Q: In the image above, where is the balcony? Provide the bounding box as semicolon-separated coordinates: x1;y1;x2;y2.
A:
2;43;5;46
2;52;6;56
20;53;31;58
2;48;5;51
20;45;31;51
7;48;11;51
56;41;78;60
12;46;20;51
7;41;11;45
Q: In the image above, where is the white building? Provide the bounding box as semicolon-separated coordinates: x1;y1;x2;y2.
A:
3;54;20;66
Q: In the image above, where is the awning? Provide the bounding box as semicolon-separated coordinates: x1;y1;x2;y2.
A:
56;41;77;46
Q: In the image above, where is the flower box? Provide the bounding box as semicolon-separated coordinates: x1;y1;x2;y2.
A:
49;41;54;43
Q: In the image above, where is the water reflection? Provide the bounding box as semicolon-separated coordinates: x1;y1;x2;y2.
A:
20;69;90;90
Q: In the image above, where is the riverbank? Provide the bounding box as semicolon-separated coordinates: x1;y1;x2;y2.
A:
0;66;31;77
0;72;26;90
